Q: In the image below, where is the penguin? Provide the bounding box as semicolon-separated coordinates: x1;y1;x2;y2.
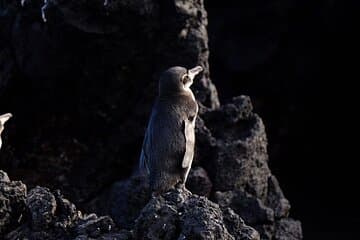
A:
0;113;12;150
139;66;203;196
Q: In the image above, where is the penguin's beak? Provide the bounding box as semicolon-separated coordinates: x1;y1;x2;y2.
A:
0;113;12;126
188;66;203;81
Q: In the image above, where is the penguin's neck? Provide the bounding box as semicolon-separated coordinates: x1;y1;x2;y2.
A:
159;90;195;102
183;86;195;101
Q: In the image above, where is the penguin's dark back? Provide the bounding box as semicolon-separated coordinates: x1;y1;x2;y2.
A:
157;93;198;118
148;95;196;164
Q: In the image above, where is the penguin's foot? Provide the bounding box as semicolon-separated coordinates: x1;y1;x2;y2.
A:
175;183;192;195
182;187;192;195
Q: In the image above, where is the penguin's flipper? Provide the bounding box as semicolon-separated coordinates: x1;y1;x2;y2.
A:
139;127;150;173
139;121;152;173
0;113;12;125
139;148;148;173
182;118;195;168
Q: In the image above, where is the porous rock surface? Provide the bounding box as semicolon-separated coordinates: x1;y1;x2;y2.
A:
3;180;120;240
133;189;259;240
202;96;302;239
1;172;260;240
0;170;27;236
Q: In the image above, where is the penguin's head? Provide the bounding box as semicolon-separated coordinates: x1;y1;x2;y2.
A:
159;66;203;96
0;113;12;149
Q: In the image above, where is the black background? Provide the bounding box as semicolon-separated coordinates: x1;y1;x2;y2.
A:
206;1;357;239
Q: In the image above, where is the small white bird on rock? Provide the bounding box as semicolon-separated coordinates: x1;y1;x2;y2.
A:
0;113;12;150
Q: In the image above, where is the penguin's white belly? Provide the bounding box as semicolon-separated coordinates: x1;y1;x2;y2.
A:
182;117;196;168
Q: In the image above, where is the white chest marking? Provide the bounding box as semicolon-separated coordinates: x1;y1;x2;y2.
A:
183;86;196;101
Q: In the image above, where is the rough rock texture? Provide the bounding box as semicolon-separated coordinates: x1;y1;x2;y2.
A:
27;187;57;231
0;0;302;239
133;189;259;240
214;190;275;226
274;218;303;240
0;170;27;236
186;166;212;197
0;171;261;239
85;167;212;229
101;174;151;229
2;175;121;239
200;97;302;239
266;175;291;219
202;95;271;198
222;208;261;240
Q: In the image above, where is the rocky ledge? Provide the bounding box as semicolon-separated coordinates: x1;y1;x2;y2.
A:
1;170;260;240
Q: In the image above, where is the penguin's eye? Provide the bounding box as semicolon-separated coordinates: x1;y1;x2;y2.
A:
182;74;191;84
